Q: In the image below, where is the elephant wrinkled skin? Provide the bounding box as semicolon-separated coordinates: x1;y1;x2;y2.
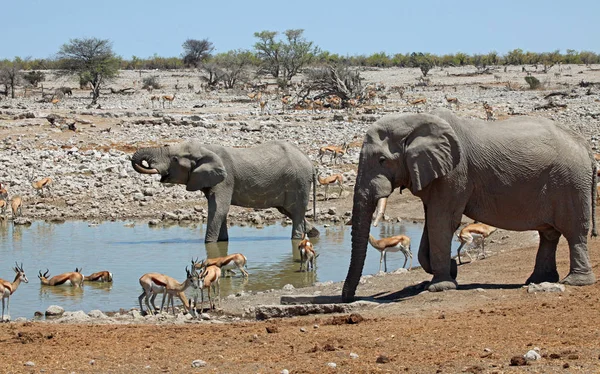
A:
131;140;319;243
342;108;597;302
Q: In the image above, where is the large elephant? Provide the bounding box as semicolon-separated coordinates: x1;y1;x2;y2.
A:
131;140;319;243
342;108;597;302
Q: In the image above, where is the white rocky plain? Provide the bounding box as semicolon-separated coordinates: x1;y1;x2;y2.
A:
0;65;598;225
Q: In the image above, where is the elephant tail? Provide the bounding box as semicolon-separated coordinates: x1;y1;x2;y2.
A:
592;162;598;237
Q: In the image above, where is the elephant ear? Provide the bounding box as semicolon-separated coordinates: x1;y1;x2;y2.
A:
187;149;227;191
404;115;461;194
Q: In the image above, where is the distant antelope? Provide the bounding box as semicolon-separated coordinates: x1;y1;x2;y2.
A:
10;196;22;218
456;223;497;264
161;93;176;108
445;94;460;109
38;268;84;287
150;95;160;108
408;97;427;106
32;177;52;196
1;263;28;321
368;234;412;272
317;173;344;200
0;183;7;200
317;143;348;165
483;102;494;120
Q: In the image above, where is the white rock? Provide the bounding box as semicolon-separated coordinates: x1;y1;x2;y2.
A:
24;361;35;367
45;305;64;316
527;282;566;293
350;352;359;359
327;362;337;368
524;349;541;361
191;359;207;367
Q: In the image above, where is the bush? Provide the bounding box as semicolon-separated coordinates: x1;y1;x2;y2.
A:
23;71;45;87
525;76;541;89
142;75;161;90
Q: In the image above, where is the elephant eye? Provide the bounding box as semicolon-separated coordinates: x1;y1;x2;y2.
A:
379;156;386;165
172;156;178;163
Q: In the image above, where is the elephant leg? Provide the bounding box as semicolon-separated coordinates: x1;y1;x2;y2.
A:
206;193;229;243
424;207;461;292
526;228;561;284
561;235;596;286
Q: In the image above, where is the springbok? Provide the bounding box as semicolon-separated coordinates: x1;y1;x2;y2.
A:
11;196;22;218
1;263;28;321
317;173;344;200
368;234;412;272
0;199;7;217
0;183;7;200
190;265;221;314
192;253;249;278
456;223;498;264
138;266;198;315
161;93;176;108
298;235;317;272
84;270;113;282
38;268;84;287
32;177;52;196
317;143;348;165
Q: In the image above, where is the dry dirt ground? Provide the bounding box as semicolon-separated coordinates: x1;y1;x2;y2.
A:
1;201;599;373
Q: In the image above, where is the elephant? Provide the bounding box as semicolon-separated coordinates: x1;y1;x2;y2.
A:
131;140;319;243
342;108;597;302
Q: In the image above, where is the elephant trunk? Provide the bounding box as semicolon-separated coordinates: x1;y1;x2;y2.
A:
131;148;161;174
342;189;376;303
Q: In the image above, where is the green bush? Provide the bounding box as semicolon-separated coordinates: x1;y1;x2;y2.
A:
525;76;541;89
142;75;161;90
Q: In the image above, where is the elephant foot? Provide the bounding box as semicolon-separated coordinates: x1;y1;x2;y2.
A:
525;270;559;284
427;277;458;292
560;271;596;286
307;227;320;238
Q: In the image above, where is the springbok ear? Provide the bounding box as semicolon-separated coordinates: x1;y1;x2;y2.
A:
404;115;461;194
187;149;227;191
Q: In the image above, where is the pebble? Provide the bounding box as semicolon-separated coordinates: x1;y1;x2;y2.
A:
327;362;337;368
524;349;541;361
281;370;289;374
350;352;359;359
24;361;35;367
191;359;207;368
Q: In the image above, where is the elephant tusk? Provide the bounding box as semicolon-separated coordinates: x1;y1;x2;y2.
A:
133;163;159;175
372;197;388;227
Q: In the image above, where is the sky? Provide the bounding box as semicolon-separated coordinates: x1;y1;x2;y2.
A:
1;0;598;60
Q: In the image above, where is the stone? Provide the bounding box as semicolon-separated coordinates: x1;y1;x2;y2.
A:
24;361;35;367
527;282;566;293
524;350;541;361
191;359;207;368
88;310;108;319
45;305;64;317
327;362;337;368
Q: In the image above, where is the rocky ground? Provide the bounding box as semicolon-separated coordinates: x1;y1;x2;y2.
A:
1;65;600;372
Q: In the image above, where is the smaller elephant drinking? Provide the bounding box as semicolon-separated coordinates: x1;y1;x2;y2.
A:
131;140;319;243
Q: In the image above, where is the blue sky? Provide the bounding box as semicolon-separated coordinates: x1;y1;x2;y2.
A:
1;0;598;60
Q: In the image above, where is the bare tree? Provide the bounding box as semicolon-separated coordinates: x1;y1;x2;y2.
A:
56;38;120;104
304;64;363;102
0;59;23;98
182;39;214;68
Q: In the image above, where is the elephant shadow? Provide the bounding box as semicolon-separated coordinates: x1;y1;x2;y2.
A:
368;281;524;303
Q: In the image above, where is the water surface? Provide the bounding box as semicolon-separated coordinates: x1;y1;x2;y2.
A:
0;219;460;318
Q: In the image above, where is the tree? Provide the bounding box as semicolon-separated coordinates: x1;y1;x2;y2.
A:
280;29;319;82
253;31;281;78
56;38;120;104
212;50;254;89
254;29;319;84
182;39;214;68
23;70;45;87
0;59;23;98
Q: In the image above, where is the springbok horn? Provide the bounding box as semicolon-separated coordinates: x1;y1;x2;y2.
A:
133;163;160;175
372;197;388;227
